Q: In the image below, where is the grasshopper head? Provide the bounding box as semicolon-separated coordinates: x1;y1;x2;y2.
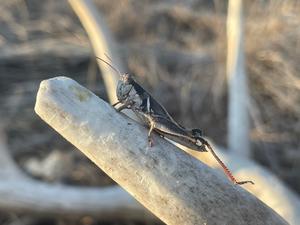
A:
191;129;203;138
116;73;134;101
96;56;135;102
120;73;134;84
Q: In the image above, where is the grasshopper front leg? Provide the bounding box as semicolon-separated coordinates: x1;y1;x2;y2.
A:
115;100;133;112
148;121;155;147
146;96;156;147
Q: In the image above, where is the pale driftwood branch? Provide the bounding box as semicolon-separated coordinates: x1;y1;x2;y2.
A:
68;0;140;122
0;130;24;178
0;178;154;221
34;76;287;225
68;0;123;103
0;127;157;221
226;0;250;157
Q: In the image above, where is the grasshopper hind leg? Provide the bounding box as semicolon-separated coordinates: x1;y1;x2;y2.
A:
148;122;155;147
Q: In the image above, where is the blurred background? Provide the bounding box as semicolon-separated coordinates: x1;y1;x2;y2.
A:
0;0;299;225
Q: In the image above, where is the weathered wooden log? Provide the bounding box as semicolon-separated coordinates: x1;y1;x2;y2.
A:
34;76;287;225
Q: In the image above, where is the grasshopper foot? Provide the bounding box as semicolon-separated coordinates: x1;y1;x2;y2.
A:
112;101;120;107
195;139;208;152
148;135;154;147
148;123;155;147
235;180;255;185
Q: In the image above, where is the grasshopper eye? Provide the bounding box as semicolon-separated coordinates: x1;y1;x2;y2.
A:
192;129;203;137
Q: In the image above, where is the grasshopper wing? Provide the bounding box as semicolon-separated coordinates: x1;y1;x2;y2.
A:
132;81;185;129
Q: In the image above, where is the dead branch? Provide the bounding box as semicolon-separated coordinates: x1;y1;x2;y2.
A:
0;178;154;221
0;130;24;178
34;76;287;225
0;126;157;221
226;0;250;157
69;0;123;103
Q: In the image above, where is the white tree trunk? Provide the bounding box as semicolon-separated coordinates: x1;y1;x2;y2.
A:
227;0;250;157
34;76;287;225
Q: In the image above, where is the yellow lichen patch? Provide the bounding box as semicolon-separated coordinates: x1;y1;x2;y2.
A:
69;85;92;102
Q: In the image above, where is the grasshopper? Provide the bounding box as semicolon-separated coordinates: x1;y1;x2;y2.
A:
97;56;254;185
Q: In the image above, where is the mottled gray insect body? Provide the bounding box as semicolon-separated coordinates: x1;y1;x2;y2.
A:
97;56;254;185
113;72;208;152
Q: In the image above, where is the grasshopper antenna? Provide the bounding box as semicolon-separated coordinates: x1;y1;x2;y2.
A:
96;56;122;77
104;53;113;63
200;138;254;185
96;55;123;107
